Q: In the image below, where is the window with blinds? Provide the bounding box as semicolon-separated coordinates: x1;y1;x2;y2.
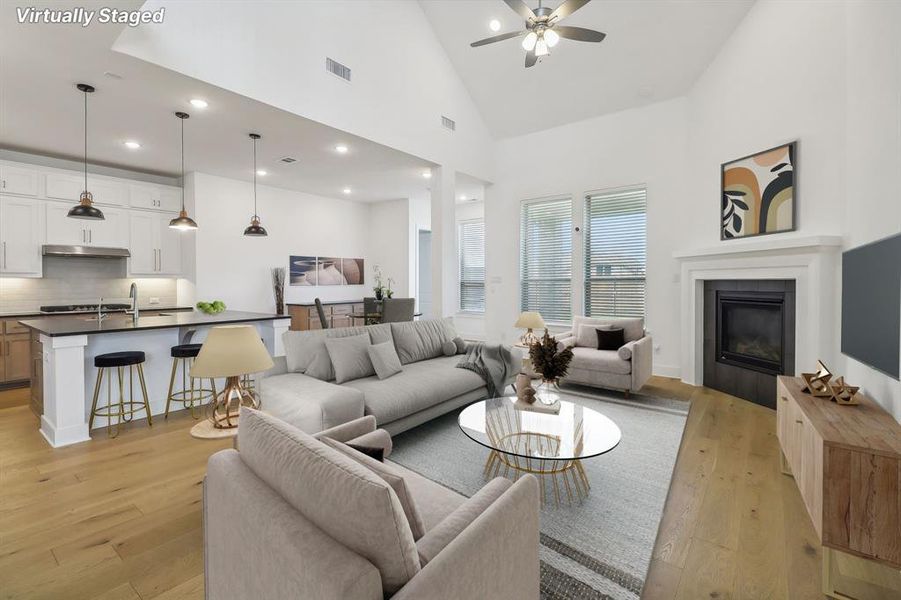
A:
458;219;485;312
520;197;572;322
584;187;647;318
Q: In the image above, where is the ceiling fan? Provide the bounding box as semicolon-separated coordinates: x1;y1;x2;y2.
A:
470;0;606;68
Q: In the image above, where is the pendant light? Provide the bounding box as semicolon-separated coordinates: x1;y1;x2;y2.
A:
168;112;198;230
67;83;105;220
243;133;267;237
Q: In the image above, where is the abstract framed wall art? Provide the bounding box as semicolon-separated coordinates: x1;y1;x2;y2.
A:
316;257;346;285
289;256;317;286
721;141;796;240
342;258;365;285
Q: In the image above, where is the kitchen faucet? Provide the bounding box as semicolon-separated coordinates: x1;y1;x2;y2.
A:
128;283;139;321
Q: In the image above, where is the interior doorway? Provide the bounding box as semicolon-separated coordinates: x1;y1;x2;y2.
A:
417;229;432;318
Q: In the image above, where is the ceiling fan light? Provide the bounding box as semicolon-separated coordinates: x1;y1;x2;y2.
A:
522;31;538;51
535;37;549;57
544;29;560;47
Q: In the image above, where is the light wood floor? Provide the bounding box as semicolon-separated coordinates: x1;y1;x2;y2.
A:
0;378;821;599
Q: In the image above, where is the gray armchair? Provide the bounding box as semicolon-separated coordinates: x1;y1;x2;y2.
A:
204;409;540;600
555;316;652;397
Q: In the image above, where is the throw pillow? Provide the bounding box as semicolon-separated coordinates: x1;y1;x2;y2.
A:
453;336;467;354
577;323;612;348
321;437;427;541
367;341;403;380
347;443;385;462
618;342;634;361
324;334;375;384
596;327;625;351
441;341;456;356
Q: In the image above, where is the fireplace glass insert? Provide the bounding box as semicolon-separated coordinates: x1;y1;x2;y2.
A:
716;291;785;375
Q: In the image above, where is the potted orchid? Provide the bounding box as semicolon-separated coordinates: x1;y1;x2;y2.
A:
373;265;385;300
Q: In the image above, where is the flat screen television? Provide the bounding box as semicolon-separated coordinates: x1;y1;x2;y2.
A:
841;233;901;379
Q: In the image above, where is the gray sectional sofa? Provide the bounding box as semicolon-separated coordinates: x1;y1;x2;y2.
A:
261;318;521;435
556;316;653;396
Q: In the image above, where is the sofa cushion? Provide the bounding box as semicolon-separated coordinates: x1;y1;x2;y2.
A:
574;316;644;346
302;325;393;381
261;373;364;433
343;355;486;425
576;323;613;348
570;347;632;375
618;341;635;361
325;334;375;384
595;327;625;351
390;319;456;365
236;408;421;594
322;437;427;541
368;341;404;380
389;461;466;531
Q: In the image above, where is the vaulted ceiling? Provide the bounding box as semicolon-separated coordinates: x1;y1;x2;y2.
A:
419;0;754;138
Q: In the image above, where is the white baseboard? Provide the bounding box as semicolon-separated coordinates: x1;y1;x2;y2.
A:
653;363;681;379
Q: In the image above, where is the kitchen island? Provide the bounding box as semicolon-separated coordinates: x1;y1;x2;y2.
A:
19;310;290;447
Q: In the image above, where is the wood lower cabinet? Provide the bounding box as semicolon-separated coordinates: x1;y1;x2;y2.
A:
0;318;32;386
287;302;363;331
30;331;42;416
776;376;901;599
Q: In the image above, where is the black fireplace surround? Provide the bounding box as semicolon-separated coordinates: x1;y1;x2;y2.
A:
703;280;795;408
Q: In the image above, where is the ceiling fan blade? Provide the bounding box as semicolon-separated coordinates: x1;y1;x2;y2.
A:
525;50;538;68
549;0;591;22
554;25;606;42
470;30;526;47
504;0;537;21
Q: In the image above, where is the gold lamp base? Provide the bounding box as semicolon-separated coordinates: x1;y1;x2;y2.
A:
519;328;540;347
208;375;260;429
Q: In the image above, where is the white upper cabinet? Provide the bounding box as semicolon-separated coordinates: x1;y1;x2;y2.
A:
0;165;39;197
158;186;183;212
87;208;126;247
46;202;85;245
128;184;160;210
0;196;42;277
129;212;182;276
45;172;126;207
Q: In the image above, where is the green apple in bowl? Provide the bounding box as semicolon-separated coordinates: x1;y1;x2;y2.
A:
196;300;227;315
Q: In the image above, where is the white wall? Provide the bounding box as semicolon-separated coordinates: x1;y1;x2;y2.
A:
370;198;411;299
487;98;689;376
189;172;371;312
841;0;901;420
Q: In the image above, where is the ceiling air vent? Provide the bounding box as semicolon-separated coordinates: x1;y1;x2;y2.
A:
441;116;456;131
279;157;297;164
326;57;351;82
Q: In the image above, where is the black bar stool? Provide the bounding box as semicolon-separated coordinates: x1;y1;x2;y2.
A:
89;351;152;438
165;343;217;419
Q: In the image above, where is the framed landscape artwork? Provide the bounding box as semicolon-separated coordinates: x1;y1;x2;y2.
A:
721;141;796;240
289;256;317;286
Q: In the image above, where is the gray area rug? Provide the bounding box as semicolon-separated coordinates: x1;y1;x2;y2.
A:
390;384;690;600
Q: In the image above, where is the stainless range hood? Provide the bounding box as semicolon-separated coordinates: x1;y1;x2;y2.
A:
42;245;131;259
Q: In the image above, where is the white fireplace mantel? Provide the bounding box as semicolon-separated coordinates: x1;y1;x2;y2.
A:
674;235;843;386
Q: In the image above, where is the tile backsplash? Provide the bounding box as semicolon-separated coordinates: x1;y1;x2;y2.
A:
0;257;178;313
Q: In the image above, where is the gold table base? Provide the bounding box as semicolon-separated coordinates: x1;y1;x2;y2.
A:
483;431;591;507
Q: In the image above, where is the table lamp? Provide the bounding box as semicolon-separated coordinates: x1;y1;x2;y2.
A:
515;311;546;346
191;325;273;429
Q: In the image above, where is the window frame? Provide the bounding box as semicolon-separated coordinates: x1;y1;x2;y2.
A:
457;217;486;314
519;194;574;325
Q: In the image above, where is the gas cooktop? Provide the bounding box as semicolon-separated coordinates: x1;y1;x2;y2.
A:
40;303;131;314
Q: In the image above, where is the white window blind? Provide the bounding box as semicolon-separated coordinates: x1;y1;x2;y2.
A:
584;187;647;318
520;197;572;322
458;219;485;312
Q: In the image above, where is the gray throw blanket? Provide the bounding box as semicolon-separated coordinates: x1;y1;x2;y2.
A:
456;342;517;398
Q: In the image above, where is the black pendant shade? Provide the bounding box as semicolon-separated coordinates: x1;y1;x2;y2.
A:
169;111;198;230
68;83;104;221
244;133;267;237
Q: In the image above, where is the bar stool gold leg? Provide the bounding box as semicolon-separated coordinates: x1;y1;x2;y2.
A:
137;363;152;426
165;358;179;418
89;368;103;431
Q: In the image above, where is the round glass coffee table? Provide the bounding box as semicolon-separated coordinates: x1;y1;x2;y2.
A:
458;396;622;506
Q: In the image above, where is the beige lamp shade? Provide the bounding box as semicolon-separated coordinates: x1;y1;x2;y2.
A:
190;325;273;378
514;311;546;330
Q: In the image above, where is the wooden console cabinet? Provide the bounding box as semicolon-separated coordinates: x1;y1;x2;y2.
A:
287;301;363;331
776;375;901;599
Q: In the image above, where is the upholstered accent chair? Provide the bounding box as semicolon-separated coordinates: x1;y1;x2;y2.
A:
204;409;540;600
556;316;653;397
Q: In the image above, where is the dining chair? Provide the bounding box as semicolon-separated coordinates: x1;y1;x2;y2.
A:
363;297;380;325
380;298;415;323
314;298;330;329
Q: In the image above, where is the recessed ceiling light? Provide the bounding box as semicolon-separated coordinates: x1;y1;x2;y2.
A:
342;187;352;194
123;140;141;149
335;144;349;154
489;19;501;32
422;171;432;179
190;98;208;109
256;169;267;176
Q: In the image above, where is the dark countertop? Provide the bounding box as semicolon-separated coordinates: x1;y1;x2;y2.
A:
0;306;193;319
287;300;364;307
19;310;289;337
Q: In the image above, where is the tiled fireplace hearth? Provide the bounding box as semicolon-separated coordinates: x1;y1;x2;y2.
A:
675;235;843;408
703;280;796;408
